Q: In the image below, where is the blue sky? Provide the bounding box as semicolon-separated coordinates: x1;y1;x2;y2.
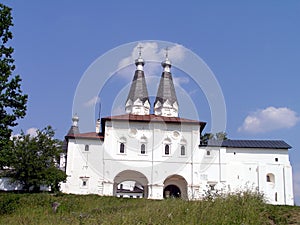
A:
2;1;300;204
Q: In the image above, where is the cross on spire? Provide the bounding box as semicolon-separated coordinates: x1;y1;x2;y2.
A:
164;47;169;60
137;45;143;58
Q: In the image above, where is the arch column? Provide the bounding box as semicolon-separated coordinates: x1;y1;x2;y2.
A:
102;181;114;196
148;184;164;199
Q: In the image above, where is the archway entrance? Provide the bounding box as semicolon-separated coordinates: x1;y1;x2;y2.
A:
113;170;148;198
163;175;188;199
164;184;181;198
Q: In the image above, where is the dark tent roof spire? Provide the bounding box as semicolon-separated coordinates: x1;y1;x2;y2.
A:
154;48;179;117
125;45;150;115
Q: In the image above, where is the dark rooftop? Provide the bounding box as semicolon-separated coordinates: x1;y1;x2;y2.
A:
126;70;149;104
154;71;178;105
103;114;206;132
205;139;291;149
66;132;104;140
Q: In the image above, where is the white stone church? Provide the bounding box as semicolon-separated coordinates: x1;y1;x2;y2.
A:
60;53;294;205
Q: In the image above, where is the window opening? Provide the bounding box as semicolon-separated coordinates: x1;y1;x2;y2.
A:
165;144;170;155
120;143;125;153
181;145;186;156
141;144;146;154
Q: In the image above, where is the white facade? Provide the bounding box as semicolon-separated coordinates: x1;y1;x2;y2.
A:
60;55;294;205
60;116;294;205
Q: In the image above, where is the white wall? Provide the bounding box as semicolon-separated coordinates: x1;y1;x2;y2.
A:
61;119;294;205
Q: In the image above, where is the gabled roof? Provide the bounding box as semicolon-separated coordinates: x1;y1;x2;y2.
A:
126;70;149;104
154;71;178;105
102;114;206;132
205;139;291;149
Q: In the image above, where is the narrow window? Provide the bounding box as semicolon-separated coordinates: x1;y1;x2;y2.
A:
181;146;186;156
141;144;146;154
275;192;278;202
206;150;210;156
165;144;170;155
85;145;89;151
266;173;275;183
82;181;87;186
120;143;125;153
275;158;278;162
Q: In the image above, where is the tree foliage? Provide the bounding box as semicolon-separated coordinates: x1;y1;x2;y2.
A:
7;126;67;192
0;4;28;168
201;132;228;144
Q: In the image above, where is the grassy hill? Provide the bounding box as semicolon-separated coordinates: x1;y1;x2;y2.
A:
0;192;299;225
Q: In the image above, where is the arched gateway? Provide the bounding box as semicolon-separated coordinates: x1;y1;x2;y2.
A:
113;170;149;198
163;175;188;199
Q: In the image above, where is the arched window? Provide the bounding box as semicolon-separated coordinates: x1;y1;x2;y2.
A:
180;138;186;156
85;145;89;151
181;145;185;156
206;150;211;156
266;173;275;183
165;144;170;155
120;143;125;154
141;144;146;154
140;136;147;155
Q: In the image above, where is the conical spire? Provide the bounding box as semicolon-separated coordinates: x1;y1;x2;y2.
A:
154;48;178;117
67;114;80;135
125;45;150;115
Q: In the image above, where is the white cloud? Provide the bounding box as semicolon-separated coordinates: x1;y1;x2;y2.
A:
174;77;189;86
11;127;38;139
84;96;100;107
238;106;299;133
117;42;186;79
26;127;38;137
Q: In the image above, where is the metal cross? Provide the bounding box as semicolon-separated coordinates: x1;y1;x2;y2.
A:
137;45;143;57
165;47;169;59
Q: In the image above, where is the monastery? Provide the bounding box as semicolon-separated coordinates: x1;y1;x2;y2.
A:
60;51;294;205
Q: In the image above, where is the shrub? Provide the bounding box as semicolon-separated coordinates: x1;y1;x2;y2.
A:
0;194;20;215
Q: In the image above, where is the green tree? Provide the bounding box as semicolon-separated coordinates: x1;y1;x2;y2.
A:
0;4;28;168
215;132;228;141
201;132;228;144
7;126;66;192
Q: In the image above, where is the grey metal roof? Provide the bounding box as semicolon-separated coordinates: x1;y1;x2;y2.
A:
66;126;79;135
154;71;178;105
206;139;291;149
126;70;149;103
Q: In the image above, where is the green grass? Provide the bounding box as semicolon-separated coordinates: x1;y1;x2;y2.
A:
0;192;299;225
